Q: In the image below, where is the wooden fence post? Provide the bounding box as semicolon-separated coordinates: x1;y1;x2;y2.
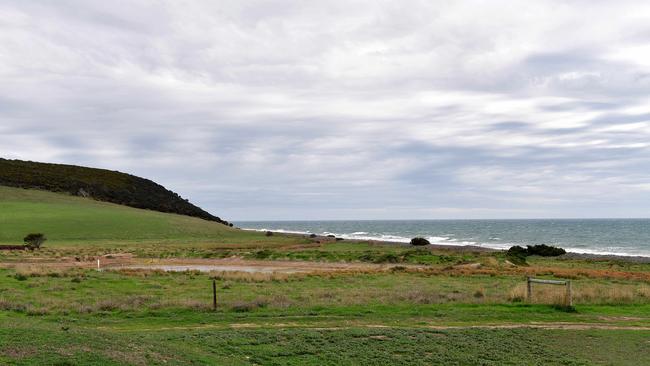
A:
212;279;217;311
526;277;573;307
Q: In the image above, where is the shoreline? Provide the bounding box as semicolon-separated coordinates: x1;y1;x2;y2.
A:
243;228;650;263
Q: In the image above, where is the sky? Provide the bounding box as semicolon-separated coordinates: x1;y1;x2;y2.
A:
1;1;650;220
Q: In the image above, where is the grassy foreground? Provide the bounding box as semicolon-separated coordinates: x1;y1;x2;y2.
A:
3;315;649;365
2;265;650;365
2;186;650;365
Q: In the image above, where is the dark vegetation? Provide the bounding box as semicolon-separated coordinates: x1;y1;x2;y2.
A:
0;158;229;225
0;245;26;251
410;237;430;246
507;244;567;265
246;247;461;265
23;233;46;250
0;233;46;251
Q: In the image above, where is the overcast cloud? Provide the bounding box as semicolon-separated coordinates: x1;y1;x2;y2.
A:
1;0;650;220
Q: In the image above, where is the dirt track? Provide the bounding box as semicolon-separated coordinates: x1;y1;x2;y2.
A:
0;257;423;273
4;254;650;282
102;322;650;333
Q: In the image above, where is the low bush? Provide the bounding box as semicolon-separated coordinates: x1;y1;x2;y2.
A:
254;249;273;259
506;244;565;265
410;237;430;246
230;299;268;312
527;244;566;256
373;253;400;264
506;246;529;265
13;273;28;281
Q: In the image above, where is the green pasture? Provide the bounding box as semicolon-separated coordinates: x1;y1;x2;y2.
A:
0;186;300;247
2;267;650;365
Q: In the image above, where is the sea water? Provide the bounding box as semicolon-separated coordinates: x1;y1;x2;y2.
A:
235;219;650;257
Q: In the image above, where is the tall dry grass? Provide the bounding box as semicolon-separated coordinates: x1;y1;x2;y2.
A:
12;265;86;278
508;282;650;305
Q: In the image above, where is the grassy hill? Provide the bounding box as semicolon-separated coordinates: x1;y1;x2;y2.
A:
0;158;228;225
0;186;279;247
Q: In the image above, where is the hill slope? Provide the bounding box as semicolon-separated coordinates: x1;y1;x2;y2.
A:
0;158;228;225
0;186;242;244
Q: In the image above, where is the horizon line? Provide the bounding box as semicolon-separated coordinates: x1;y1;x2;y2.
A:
232;217;650;222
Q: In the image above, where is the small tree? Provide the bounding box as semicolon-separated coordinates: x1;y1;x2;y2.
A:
410;237;430;246
24;233;46;250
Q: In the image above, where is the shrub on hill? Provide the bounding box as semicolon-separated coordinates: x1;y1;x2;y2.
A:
410;237;430;246
0;158;229;225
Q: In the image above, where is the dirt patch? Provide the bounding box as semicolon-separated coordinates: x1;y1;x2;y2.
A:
453;263;482;270
368;335;390;340
104;258;423;274
3;256;650;281
597;316;645;321
1;346;39;359
101;322;650;333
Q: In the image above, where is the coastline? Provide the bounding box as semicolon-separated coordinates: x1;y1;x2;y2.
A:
243;228;650;263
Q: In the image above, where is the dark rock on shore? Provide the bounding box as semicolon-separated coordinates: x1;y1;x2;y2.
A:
410;237;430;246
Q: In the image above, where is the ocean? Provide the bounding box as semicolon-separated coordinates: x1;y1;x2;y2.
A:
235;219;650;257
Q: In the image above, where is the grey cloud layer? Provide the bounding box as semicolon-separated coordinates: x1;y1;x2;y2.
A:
1;0;650;219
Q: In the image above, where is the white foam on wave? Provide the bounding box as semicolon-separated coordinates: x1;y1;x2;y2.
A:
337;233;411;243
243;227;313;235
427;236;451;243
241;227;650;257
562;246;650;257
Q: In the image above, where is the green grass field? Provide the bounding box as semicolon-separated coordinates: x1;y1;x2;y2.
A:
2;186;650;365
3;315;649;365
0;186;300;248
